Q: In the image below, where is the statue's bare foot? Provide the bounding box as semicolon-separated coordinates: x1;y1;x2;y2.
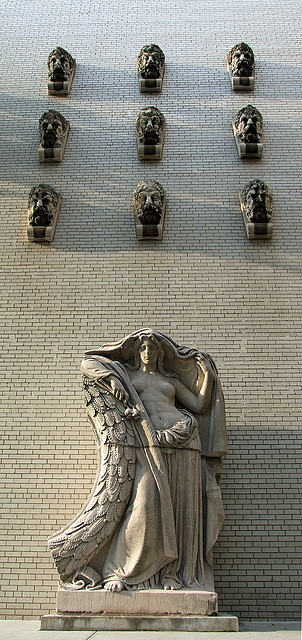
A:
163;577;181;590
104;580;124;592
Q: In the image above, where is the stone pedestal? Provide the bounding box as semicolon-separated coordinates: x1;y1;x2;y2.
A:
40;588;239;631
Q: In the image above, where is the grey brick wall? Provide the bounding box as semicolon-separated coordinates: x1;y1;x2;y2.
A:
0;0;301;620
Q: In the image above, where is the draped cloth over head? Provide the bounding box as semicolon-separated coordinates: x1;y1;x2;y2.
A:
85;328;228;458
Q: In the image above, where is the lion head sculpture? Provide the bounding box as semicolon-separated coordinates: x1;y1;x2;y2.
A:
47;47;75;83
136;106;165;146
233;105;263;144
133;180;165;225
39;110;68;149
240;180;272;223
28;185;60;227
227;42;254;78
137;44;165;79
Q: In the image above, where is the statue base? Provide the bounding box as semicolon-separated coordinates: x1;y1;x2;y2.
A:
40;588;239;631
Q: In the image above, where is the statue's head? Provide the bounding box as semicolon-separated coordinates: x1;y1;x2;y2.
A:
240;179;272;223
39;110;68;148
136;106;165;145
137;333;161;365
133;180;165;225
137;44;165;79
234;105;263;144
47;47;74;82
28;184;60;227
125;330;176;376
228;42;254;77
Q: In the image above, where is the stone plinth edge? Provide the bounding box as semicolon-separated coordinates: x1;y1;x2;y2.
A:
56;587;218;615
40;613;239;632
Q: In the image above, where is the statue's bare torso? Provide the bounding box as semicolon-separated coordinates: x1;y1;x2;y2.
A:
128;369;183;430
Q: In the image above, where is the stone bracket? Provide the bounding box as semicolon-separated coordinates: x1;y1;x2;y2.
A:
139;73;164;93
241;210;273;240
39;122;70;163
233;131;263;159
137;143;163;161
48;62;76;96
226;59;254;90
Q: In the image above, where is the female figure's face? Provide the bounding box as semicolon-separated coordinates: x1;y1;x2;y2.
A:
139;338;159;367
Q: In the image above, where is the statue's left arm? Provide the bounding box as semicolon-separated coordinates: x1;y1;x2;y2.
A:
174;355;214;414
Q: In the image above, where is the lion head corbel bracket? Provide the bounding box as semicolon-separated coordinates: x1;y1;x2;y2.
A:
38;110;70;163
137;44;165;93
239;179;273;240
27;184;62;243
227;42;255;91
233;104;263;159
133;180;166;240
47;47;76;96
135;106;165;160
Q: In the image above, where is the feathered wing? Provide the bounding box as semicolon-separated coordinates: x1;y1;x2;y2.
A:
48;375;136;583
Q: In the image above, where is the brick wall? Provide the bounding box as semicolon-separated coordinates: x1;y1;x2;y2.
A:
0;0;301;620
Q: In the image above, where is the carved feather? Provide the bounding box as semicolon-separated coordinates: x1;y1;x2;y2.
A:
48;375;136;581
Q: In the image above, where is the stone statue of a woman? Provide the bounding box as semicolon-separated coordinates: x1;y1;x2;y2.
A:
48;329;228;595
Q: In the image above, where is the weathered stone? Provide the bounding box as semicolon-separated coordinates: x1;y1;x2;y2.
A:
47;47;76;95
227;42;255;90
233;105;263;158
137;44;165;93
240;179;273;239
136;106;165;160
132;180;166;239
38;110;70;163
27;184;61;243
56;588;218;615
48;329;228;604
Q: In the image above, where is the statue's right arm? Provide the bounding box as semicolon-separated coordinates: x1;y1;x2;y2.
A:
81;356;112;379
81;357;129;403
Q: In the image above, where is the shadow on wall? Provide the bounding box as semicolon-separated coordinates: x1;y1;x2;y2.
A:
1;61;302;269
214;427;301;620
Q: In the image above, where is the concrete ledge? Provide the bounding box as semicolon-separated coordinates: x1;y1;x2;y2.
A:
40;613;239;632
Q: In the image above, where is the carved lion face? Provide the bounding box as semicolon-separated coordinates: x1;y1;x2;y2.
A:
136;107;165;145
228;43;254;77
48;47;74;82
39;110;68;148
28;185;59;227
240;180;272;223
137;44;165;79
234;105;263;144
133;180;165;225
